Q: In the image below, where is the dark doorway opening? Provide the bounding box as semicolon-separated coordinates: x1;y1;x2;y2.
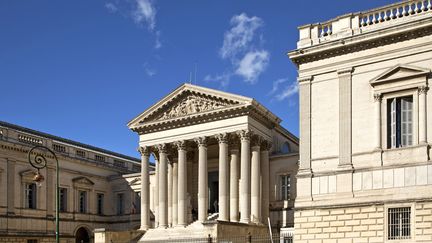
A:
75;227;90;243
208;171;219;214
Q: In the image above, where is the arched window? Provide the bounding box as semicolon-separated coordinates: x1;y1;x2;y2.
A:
281;142;291;154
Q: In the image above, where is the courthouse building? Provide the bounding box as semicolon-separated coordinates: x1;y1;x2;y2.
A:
128;83;299;241
0;121;146;243
289;0;432;242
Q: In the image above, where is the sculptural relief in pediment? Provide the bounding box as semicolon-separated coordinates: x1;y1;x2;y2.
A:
156;95;233;121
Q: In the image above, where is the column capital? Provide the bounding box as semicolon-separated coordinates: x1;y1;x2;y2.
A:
194;137;207;147
229;139;240;151
138;146;151;156
174;140;187;151
215;133;229;144
419;86;428;94
261;140;273;151
251;135;263;147
156;144;168;154
237;129;252;142
373;93;382;102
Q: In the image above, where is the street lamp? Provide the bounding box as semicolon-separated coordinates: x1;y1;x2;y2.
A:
28;145;60;243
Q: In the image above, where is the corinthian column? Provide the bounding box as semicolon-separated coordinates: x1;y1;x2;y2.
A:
172;159;178;226
229;140;240;222
175;141;188;226
154;154;159;227
251;137;261;223
138;146;151;230
260;141;271;223
168;159;173;227
239;130;251;223
157;144;168;228
195;137;208;222
216;133;229;221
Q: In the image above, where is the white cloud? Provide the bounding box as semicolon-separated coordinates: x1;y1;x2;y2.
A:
105;3;118;13
154;31;162;49
204;73;232;88
143;63;156;77
275;81;299;101
235;50;269;84
133;0;156;31
269;78;289;95
220;13;263;60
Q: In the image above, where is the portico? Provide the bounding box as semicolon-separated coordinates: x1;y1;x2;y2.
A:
128;84;282;238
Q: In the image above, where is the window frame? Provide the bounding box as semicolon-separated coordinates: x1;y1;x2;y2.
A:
78;190;88;214
381;90;418;150
384;203;415;243
59;187;68;212
116;193;125;215
97;193;104;215
24;183;37;209
279;174;291;201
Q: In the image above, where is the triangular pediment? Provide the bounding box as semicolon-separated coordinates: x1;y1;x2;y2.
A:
129;177;141;186
370;64;430;86
20;169;37;179
72;176;94;186
128;83;254;129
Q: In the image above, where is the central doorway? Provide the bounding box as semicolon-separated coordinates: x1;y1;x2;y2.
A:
208;171;219;214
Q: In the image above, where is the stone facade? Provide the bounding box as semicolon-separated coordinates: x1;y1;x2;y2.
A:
289;0;432;242
0;121;147;242
128;84;299;241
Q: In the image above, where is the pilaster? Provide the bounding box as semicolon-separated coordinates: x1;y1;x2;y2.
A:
338;68;354;169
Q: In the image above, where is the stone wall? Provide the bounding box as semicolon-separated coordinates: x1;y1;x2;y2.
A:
294;201;432;243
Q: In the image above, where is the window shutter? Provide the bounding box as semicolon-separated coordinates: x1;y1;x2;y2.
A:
390;98;397;148
401;97;413;147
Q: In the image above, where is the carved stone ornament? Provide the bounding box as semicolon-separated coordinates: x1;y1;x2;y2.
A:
237;129;252;142
194;137;207;147
215;133;229;144
157;96;229;121
138;146;151;156
419;86;428;94
261;140;273;151
174;140;187;151
373;93;382;102
157;144;168;154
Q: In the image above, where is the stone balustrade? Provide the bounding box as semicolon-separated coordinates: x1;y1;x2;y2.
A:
297;0;432;48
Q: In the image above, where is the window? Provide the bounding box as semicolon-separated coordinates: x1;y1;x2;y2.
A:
281;142;291;154
280;175;291;200
24;183;37;209
97;193;104;215
95;155;105;162
133;192;141;214
76;150;86;158
387;96;413;148
78;190;87;213
59;188;67;212
388;207;411;240
117;193;124;215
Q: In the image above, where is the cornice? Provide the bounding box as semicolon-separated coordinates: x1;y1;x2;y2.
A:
289;15;432;66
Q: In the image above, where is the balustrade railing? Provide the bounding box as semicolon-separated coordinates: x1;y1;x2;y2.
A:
359;0;432;27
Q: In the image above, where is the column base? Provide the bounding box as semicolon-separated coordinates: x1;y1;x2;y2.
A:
138;226;150;231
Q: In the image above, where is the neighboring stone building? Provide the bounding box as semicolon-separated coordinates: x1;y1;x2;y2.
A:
128;83;299;241
0;121;147;243
289;0;432;242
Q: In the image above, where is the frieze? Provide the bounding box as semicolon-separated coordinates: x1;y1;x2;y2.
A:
156;95;231;121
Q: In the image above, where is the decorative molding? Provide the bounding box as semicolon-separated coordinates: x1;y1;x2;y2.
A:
72;176;95;186
251;135;263;147
298;76;313;84
290;24;432;65
370;64;431;87
337;67;354;76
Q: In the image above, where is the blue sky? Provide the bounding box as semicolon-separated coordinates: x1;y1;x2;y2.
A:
1;0;396;158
